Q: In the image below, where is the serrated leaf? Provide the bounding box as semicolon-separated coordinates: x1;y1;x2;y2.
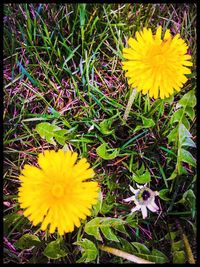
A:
181;138;196;148
141;116;155;127
96;143;119;160
111;221;127;235
182;116;190;129
131;242;150;254
14;234;41;250
137;163;145;175
54;129;68;145
152;249;168;263
159;189;171;201
132;170;151;184
85;217;126;242
167;125;178;143
185;106;195;121
179;123;195;147
182;189;196;218
99;119;114;135
119;238;137;254
173;250;186;263
100;226;119;242
43;240;67;260
84;217;103;241
135;116;155;132
179;127;196;148
178;89;196;108
179;148;196;167
35;122;60;145
134;252;168;264
125;214;138;228
170;109;184;124
74;238;98;263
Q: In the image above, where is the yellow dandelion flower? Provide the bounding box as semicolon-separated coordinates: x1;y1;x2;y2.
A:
122;26;193;99
18;149;99;235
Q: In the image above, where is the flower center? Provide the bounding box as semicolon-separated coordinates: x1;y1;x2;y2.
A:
142;190;151;201
154;54;165;66
136;188;153;204
51;184;64;198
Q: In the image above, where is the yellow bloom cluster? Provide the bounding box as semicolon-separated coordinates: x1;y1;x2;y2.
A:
18;150;99;235
122;26;192;99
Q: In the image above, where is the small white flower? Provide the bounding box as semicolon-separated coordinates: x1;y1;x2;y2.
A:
123;183;159;219
88;124;94;132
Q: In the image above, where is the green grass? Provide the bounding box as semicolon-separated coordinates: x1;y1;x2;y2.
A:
3;3;196;264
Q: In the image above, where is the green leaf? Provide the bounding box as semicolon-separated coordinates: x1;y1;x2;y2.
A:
99;119;114;135
152;249;168;263
131;242;150;254
84;217;103;241
141;116;155;127
164;95;174;104
119;238;137;254
134;252;168;264
173;250;186;264
96;143;119;160
35;122;60;145
14;234;41;250
178;124;196;148
136;163;145;175
178;89;196;108
135;116;155;132
185;106;195;121
182;116;190;129
167;125;178;143
100;226;119;242
84;217;126;242
159;189;171;201
164;231;179;241
36;122;69;146
54;129;68;145
171;240;184;252
43;240;67;260
132;170;151;184
170;109;184;124
111;221;127;235
179;148;196;167
48;107;61;118
167;168;178;181
179;123;191;144
181;138;196;148
74;238;98;263
182;189;196;218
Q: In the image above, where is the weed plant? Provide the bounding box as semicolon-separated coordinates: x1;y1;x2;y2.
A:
3;3;196;264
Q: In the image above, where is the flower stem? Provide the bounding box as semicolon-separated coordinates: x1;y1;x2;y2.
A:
182;233;195;264
123;88;137;122
98;244;155;264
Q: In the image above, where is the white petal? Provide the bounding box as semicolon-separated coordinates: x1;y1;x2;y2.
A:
129;185;138;194
131;205;141;213
147;202;159;212
141;205;148;219
136;184;144;189
88;125;94;132
123;196;135;202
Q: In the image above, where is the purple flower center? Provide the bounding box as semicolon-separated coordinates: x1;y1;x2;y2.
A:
142;190;151;201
